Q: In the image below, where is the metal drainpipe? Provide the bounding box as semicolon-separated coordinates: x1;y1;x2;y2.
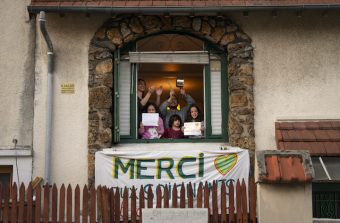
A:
39;11;54;183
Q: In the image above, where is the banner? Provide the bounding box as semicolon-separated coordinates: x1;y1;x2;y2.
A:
95;146;249;207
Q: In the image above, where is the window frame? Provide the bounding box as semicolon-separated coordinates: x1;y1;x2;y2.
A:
113;34;228;144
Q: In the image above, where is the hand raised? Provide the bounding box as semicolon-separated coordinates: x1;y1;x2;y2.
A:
148;86;155;94
156;86;163;96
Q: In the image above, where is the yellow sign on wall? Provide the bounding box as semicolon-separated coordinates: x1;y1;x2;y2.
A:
61;83;75;94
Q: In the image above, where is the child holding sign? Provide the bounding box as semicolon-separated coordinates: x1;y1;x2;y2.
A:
139;103;164;139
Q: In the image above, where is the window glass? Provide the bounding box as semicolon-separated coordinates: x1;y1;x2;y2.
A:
322;157;340;180
312;157;329;181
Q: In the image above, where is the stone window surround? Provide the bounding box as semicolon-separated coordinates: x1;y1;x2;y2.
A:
88;15;255;186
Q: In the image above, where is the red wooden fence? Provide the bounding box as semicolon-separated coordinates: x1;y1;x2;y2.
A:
0;178;256;223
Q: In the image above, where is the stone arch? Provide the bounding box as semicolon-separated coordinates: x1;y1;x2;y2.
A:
88;15;254;185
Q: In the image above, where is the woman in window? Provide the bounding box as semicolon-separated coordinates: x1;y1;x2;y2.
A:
137;79;162;125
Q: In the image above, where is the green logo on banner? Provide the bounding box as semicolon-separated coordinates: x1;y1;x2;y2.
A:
214;154;238;176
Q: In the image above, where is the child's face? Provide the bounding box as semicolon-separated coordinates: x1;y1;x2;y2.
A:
190;107;199;119
173;119;181;128
147;105;156;113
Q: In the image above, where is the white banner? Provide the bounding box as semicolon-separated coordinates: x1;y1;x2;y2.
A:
95;146;249;207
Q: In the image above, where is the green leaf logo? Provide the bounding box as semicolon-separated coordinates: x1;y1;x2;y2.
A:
214;154;238;176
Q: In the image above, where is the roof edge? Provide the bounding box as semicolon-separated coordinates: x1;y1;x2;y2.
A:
27;5;340;14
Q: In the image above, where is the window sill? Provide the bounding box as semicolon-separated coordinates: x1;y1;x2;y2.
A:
109;142;230;152
0;147;32;157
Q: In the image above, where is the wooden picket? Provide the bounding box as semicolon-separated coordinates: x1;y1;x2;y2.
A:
0;178;256;223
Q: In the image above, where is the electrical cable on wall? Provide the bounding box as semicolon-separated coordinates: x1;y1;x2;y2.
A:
13;139;20;184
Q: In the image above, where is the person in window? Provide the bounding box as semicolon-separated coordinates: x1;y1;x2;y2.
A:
159;88;195;128
162;114;185;139
137;79;163;126
138;102;164;139
184;105;205;138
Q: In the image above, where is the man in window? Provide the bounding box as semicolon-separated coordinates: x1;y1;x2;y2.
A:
159;88;195;128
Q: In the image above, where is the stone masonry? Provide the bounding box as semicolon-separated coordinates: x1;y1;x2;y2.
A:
88;15;254;186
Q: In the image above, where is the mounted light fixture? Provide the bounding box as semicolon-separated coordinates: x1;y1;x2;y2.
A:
176;77;184;88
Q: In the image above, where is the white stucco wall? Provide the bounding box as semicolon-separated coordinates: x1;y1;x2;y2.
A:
33;13;108;186
233;11;340;151
257;183;313;223
0;0;35;147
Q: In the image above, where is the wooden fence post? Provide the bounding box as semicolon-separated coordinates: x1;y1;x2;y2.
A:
66;185;73;223
172;184;178;208
221;181;227;223
236;180;242;223
212;181;218;223
75;185;80;223
180;183;185;208
156;185;162;208
241;180;248;223
123;187;129;223
27;183;33;223
90;186;96;223
60;184;66;223
82;185;89;223
11;183;18;223
204;182;210;223
43;183;50;223
52;184;58;223
18;183;25;223
114;187;120;223
164;185;169;208
197;182;203;208
229;182;235;223
35;184;42;223
131;186;137;223
147;186;153;209
249;177;257;223
188;182;193;208
139;185;145;223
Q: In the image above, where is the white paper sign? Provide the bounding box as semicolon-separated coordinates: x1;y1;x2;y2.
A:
142;113;159;126
184;122;202;136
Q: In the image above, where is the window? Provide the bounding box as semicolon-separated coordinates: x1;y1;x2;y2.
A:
312;157;340;219
0;166;13;195
113;34;228;143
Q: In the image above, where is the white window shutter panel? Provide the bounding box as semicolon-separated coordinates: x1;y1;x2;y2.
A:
210;59;222;135
119;61;131;136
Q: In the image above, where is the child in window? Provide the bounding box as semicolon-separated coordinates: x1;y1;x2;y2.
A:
139;102;164;139
162;114;185;139
184;105;205;138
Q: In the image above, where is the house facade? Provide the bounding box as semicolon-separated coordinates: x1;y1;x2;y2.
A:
1;0;340;221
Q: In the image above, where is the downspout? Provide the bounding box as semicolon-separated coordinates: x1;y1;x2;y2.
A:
39;11;54;183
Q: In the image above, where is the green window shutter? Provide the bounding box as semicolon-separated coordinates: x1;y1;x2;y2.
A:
113;49;120;143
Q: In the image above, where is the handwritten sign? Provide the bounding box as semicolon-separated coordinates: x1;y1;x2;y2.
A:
142;113;159;126
184;122;202;136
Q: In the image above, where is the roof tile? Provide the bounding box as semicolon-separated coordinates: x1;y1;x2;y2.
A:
276;120;340;156
265;156;281;182
257;151;313;184
326;130;340;141
300;130;316;141
313;130;330;141
305;122;320;130
324;142;340;156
